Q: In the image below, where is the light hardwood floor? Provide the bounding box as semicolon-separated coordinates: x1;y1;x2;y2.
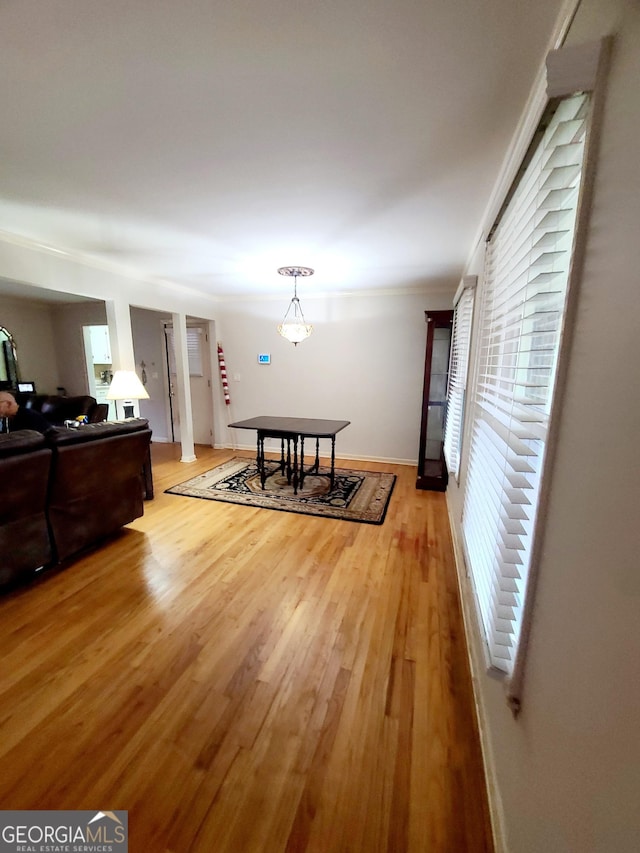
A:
0;443;493;853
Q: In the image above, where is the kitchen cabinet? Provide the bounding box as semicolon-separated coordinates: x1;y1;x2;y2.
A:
90;326;111;364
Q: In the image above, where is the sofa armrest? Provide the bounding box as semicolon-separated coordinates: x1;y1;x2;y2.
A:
0;435;53;586
46;421;152;562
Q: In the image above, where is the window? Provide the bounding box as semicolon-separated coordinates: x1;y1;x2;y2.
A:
165;326;204;377
443;280;476;480
461;92;591;677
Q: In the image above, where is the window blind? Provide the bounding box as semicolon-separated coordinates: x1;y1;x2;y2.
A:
462;92;590;675
166;326;204;377
444;282;475;480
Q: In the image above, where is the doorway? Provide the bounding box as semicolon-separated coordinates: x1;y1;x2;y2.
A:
82;325;116;419
163;322;213;445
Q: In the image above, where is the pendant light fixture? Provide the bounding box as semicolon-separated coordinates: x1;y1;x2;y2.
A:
277;266;314;345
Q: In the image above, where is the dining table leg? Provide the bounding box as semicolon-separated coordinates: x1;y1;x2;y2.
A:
299;435;306;490
257;432;266;489
330;435;337;489
292;435;299;494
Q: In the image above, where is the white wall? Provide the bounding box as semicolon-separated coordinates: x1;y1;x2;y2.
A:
447;1;640;851
0;240;453;462
215;288;455;463
0;239;219;447
0;237;220;320
0;294;60;392
130;306;172;441
0;292;185;439
51;301;108;395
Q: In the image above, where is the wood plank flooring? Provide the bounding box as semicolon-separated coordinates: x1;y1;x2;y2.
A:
0;444;493;852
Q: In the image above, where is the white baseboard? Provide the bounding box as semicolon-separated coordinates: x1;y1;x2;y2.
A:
445;496;507;853
219;441;416;467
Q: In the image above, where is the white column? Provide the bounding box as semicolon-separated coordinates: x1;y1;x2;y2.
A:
105;297;142;418
172;312;196;462
105;297;135;371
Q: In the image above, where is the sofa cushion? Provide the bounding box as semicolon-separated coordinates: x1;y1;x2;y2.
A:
0;429;47;459
47;418;150;446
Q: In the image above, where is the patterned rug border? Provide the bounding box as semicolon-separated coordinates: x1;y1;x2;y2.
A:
165;456;396;525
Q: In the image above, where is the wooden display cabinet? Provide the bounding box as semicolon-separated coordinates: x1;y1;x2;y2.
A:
416;310;453;491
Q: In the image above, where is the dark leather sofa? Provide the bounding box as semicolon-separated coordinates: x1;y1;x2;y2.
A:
0;430;53;587
22;394;108;425
0;419;152;590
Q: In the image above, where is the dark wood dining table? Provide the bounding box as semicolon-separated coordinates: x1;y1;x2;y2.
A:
228;416;351;494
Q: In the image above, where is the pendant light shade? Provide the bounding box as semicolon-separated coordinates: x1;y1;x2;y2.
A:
277;266;313;345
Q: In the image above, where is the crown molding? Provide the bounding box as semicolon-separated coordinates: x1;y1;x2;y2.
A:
0;229;222;305
214;281;457;304
0;229;456;304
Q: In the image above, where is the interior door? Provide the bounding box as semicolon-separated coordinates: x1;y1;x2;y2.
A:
163;323;213;445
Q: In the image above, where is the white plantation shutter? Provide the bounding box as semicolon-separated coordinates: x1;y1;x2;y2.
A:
166;326;204;376
462;92;590;675
444;281;475;479
186;328;204;376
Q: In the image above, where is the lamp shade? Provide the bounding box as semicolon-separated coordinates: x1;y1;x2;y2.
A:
277;317;313;344
106;370;149;401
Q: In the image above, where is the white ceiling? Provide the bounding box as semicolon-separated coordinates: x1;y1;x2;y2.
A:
0;0;566;300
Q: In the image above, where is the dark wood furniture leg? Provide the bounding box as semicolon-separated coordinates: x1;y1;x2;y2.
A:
292;435;299;494
142;444;154;500
257;431;266;489
299;435;306;490
330;436;337;489
285;438;292;484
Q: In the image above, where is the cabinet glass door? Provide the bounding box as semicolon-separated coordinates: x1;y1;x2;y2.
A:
417;310;453;491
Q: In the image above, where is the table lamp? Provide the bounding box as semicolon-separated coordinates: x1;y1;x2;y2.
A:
106;370;149;419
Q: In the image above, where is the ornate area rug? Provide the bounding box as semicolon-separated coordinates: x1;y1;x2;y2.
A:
166;456;396;524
